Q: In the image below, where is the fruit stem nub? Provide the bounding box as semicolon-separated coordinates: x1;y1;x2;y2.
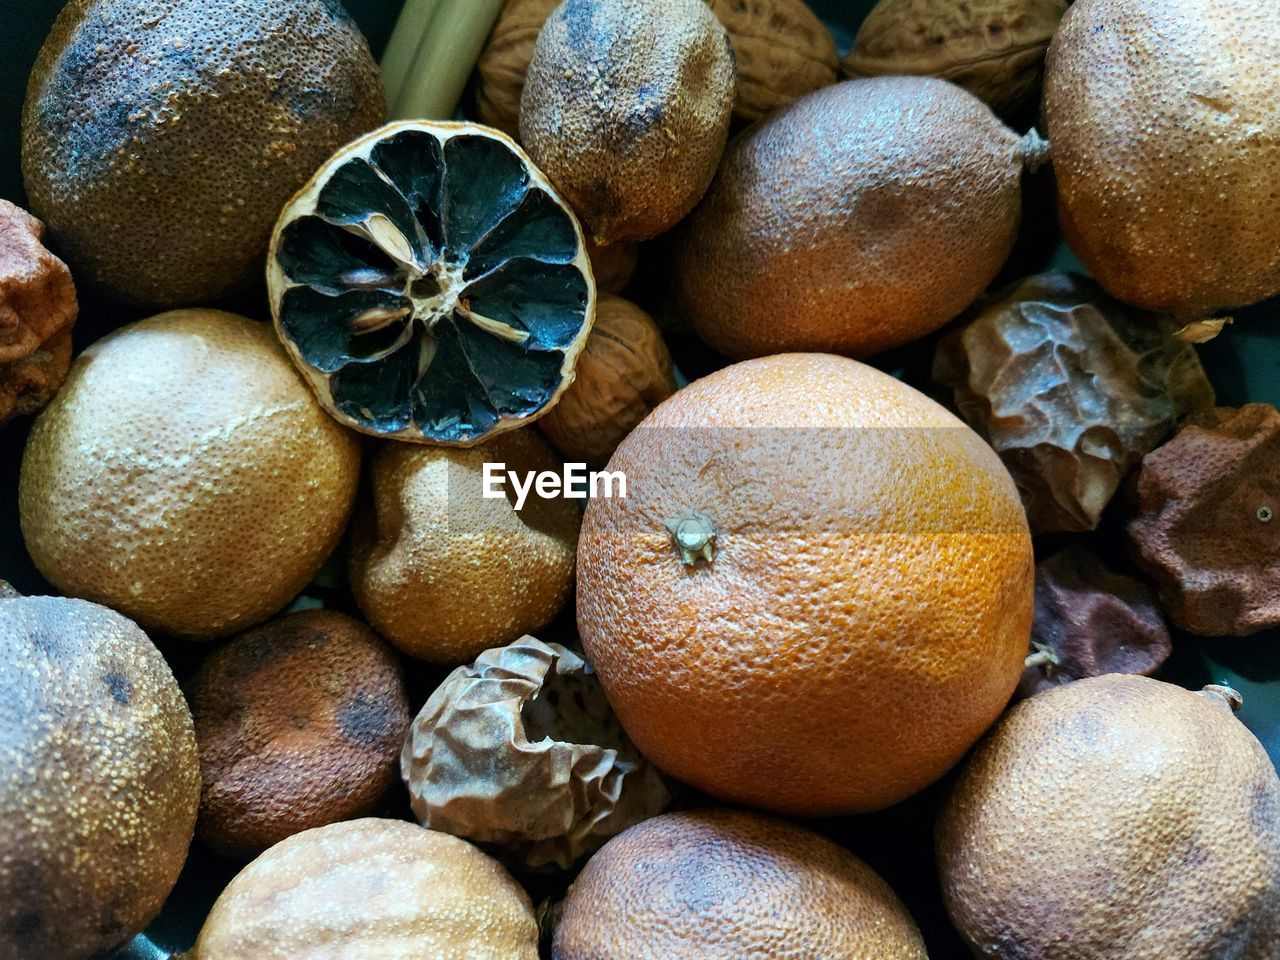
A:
1018;129;1052;173
1199;683;1244;713
665;511;717;566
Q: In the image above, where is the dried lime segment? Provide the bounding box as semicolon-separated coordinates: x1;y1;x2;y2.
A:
268;121;596;445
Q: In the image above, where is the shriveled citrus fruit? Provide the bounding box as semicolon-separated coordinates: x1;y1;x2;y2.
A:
349;429;580;663
938;676;1280;958
0;594;199;960
268;120;595;446
19;309;361;640
22;0;385;308
1044;0;1280;320
189;819;538;960
553;808;927;959
519;0;736;246
673;76;1047;359
577;353;1034;814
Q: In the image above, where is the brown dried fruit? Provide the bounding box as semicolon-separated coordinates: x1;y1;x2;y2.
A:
475;0;837;136
402;636;671;870
0;200;76;423
1019;545;1170;699
1129;404;1280;637
520;0;736;246
934;273;1215;534
585;239;638;295
706;0;839;122
538;294;676;468
188;609;410;859
845;0;1068;115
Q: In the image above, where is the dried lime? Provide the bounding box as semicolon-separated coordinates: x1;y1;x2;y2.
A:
268;121;596;445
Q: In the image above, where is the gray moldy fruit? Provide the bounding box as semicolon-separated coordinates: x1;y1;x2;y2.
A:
22;0;386;308
519;0;736;246
0;593;200;960
674;76;1047;360
1043;0;1280;320
938;675;1280;959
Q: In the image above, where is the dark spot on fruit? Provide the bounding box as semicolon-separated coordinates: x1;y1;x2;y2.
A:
6;909;45;947
563;0;598;49
104;671;131;706
338;692;395;747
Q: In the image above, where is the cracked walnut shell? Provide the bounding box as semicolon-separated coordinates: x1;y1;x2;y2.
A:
0;200;76;423
1129;404;1280;637
845;0;1068;115
934;273;1215;534
401;636;672;870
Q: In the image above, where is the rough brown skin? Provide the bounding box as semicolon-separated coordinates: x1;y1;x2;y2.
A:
1128;404;1280;636
577;354;1033;814
0;201;76;423
348;430;580;664
189;819;539;960
19;310;362;640
188;609;410;859
845;0;1068;115
520;0;736;246
938;675;1280;959
538;294;677;468
478;0;834;135
22;0;385;309
553;808;927;959
674;77;1041;360
1044;0;1280;320
0;595;200;960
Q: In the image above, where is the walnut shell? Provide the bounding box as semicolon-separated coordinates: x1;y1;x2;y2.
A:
934;272;1215;534
0;199;76;423
401;636;672;870
706;0;839;122
475;0;838;135
844;0;1068;115
538;294;676;468
1129;404;1280;637
1019;545;1170;699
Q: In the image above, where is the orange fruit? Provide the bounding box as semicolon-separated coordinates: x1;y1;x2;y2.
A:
553;808;927;959
577;353;1033;814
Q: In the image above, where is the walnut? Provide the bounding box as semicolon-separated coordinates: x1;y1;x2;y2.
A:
844;0;1068;116
934;273;1215;534
401;636;672;870
0;200;77;423
538;294;676;468
706;0;840;122
1129;404;1280;637
474;0;839;135
1019;545;1170;699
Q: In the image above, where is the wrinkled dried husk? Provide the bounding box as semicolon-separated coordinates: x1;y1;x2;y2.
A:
844;0;1068;115
1019;545;1170;699
475;0;560;137
1129;404;1280;637
0;200;77;422
401;636;672;869
934;272;1215;534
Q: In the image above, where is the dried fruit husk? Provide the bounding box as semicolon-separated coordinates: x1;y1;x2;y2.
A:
538;294;676;467
0;200;76;423
402;636;672;870
1129;404;1280;637
845;0;1068;116
475;0;837;136
585;238;638;295
1019;545;1170;699
519;0;736;246
934;272;1215;534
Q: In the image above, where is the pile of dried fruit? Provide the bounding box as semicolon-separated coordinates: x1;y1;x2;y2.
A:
1;0;1278;958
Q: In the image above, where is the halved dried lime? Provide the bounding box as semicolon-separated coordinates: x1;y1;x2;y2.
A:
267;121;596;445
